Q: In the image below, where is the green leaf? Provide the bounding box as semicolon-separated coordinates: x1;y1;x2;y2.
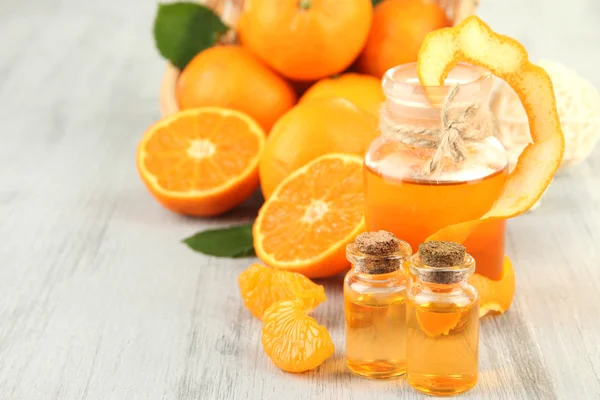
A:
372;0;384;6
153;2;228;70
182;223;255;258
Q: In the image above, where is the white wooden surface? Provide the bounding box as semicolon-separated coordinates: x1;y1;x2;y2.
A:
1;0;599;399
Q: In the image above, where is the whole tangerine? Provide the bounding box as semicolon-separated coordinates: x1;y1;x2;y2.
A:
176;45;297;132
238;0;373;81
357;0;450;78
300;73;385;117
259;98;378;198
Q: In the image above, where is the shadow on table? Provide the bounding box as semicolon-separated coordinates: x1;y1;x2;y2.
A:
313;274;345;331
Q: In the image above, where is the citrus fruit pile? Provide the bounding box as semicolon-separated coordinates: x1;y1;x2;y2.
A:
140;0;565;372
143;0;458;222
171;0;454;132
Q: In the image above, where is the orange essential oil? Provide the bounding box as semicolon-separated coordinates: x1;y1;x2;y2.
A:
365;63;508;280
344;231;412;379
406;241;479;396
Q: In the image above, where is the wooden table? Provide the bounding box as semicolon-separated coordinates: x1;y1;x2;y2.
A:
1;0;599;398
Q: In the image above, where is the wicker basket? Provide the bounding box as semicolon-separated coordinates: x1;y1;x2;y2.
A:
159;0;480;117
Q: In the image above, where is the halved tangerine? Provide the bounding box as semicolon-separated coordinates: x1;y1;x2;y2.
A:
137;107;265;216
262;299;334;373
238;264;326;319
253;154;365;278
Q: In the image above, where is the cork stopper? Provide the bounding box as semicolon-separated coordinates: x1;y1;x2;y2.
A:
355;230;399;256
347;230;410;275
413;241;470;284
418;241;466;268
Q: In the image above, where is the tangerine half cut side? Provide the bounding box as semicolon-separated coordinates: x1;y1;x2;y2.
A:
417;16;565;244
137;107;266;216
262;299;334;373
238;264;326;319
253;154;365;278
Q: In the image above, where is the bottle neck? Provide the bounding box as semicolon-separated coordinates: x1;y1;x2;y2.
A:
412;278;470;293
352;268;407;285
346;241;412;275
381;63;493;133
351;262;401;275
408;253;475;285
377;63;500;180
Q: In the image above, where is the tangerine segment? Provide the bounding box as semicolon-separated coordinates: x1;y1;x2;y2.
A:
469;256;515;317
238;264;326;319
137;108;265;216
254;154;365;278
262;299;334;373
417;16;565;244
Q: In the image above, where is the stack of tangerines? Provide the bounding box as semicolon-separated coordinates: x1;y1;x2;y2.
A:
139;0;453;277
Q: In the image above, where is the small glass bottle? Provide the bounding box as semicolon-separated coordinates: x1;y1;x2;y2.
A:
406;241;479;396
344;230;412;379
365;62;509;280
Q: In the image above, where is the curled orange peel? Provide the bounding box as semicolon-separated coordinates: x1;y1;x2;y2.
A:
418;16;565;243
469;256;516;317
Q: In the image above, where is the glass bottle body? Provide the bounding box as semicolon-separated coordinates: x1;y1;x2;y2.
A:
406;256;479;396
365;63;508;280
344;269;408;379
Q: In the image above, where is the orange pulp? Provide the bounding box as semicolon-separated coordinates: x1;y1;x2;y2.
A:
364;165;508;280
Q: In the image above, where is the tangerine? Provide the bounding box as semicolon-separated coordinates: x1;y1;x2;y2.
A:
136;107;265;216
259;98;377;198
254;154;365;278
357;0;450;78
176;46;296;132
299;73;385;116
238;0;373;81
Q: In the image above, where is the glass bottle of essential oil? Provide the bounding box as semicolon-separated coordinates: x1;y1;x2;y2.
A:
364;63;508;280
344;230;413;379
406;241;479;396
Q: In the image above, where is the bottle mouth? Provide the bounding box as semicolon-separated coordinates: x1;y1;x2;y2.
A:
382;62;492;106
408;253;476;284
